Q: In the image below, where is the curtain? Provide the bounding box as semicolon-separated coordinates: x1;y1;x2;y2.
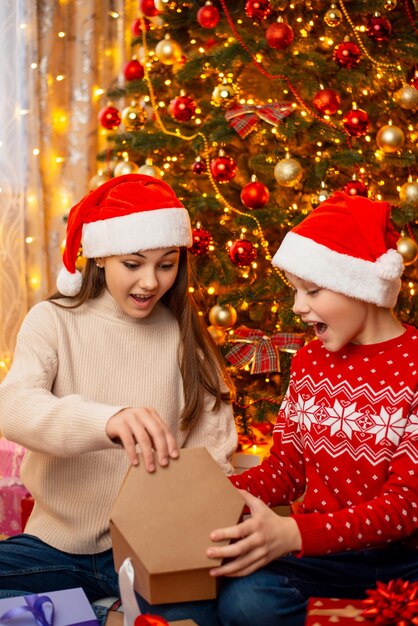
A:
0;0;135;381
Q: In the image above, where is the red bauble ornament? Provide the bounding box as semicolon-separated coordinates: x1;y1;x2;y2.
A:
407;66;418;89
123;59;145;82
333;41;361;68
266;21;294;50
228;239;257;267
192;157;206;174
367;15;392;41
312;88;341;115
98;105;121;130
139;0;160;17
210;154;237;183
240;180;270;209
245;0;271;21
169;94;196;122
342;108;370;136
342;180;368;197
131;17;151;36
190;227;212;256
197;3;220;29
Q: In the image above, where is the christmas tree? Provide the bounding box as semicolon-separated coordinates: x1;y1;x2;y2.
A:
93;0;418;446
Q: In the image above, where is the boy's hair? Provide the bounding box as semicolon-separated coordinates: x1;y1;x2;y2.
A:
49;250;233;431
272;192;404;308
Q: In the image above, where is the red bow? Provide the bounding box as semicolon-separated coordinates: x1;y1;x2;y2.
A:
226;326;305;374
362;579;418;625
225;102;294;138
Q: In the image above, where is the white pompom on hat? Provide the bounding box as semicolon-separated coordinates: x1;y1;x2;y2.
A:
272;191;404;308
57;174;192;296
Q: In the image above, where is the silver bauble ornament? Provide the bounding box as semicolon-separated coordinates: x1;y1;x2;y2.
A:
397;236;418;266
394;84;418;110
114;160;139;176
274;156;303;187
376;124;405;153
138;158;162;178
121;102;147;131
399;180;418;208
88;170;111;190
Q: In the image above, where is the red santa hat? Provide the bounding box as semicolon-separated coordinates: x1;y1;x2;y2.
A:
272;191;404;308
57;174;192;296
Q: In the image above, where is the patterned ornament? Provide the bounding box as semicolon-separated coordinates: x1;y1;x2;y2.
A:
312;88;341;115
394;84;418;110
169;93;196;121
155;35;183;65
342;179;368;197
197;2;220;29
333;41;361;68
376;124;405;153
114;160;139;176
225;102;293;138
139;0;160;17
274;156;303;187
245;0;271;21
240;177;270;209
397;235;418;265
210;151;237;183
123;59;145;82
228;239;257;267
367;15;392;41
192;156;206;174
121;102;147;131
190;226;212;256
265;21;294;50
98;105;121;130
342;108;369;136
209;304;238;330
324;5;343;27
400;180;418;208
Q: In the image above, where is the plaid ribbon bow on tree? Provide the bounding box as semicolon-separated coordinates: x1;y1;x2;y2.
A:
226;326;305;375
225;102;294;138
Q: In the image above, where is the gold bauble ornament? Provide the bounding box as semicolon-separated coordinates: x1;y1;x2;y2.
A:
397;235;418;266
138;158;162;178
207;325;226;345
376;124;405;153
155;34;183;65
209;304;237;330
122;102;147;131
212;81;237;105
114;160;139;176
274;156;303;187
384;0;397;9
394;84;418;110
399;180;418;208
324;5;343;27
88;170;111;190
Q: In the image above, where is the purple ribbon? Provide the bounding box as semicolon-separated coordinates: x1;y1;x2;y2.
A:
0;595;54;626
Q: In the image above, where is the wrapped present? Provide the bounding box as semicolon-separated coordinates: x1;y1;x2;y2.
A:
0;587;99;626
306;598;367;624
0;438;26;479
0;478;30;536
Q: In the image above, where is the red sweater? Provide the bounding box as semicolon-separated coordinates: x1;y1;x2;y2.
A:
232;325;418;556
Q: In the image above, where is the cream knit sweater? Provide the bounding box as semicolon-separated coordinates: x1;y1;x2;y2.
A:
0;290;237;554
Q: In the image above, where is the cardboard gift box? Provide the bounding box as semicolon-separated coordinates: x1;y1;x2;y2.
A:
0;587;99;626
110;447;245;605
306;598;367;624
0;478;30;536
105;612;196;626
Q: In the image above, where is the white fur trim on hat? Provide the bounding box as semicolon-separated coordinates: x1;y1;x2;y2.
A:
82;207;192;257
56;267;83;297
272;231;403;308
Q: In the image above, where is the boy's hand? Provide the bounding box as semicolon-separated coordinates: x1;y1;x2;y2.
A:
207;490;302;577
106;407;179;471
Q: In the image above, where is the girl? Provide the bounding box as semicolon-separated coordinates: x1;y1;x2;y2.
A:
0;174;236;625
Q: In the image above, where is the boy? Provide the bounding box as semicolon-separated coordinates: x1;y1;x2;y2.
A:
207;192;418;626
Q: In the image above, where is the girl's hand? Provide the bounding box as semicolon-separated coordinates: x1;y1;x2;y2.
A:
206;490;302;577
106;407;179;471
